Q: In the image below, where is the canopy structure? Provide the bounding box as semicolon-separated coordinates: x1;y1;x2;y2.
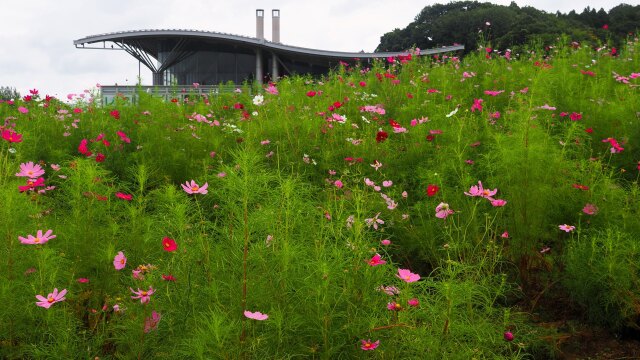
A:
74;9;464;86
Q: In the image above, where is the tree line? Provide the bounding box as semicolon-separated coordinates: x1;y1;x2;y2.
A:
376;1;639;53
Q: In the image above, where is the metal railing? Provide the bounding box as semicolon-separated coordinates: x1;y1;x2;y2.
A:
99;84;248;105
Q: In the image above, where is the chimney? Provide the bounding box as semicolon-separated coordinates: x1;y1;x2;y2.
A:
272;9;280;43
256;9;264;39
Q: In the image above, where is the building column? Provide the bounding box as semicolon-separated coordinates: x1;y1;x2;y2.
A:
271;53;279;80
152;71;164;86
256;49;263;86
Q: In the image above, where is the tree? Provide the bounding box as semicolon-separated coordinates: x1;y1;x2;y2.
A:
0;86;20;101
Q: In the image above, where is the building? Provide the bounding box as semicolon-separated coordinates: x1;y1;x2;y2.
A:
74;9;464;90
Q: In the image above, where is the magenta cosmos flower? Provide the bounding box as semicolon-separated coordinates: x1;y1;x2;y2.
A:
360;339;379;351
19;229;56;245
113;251;127;270
367;253;386;266
35;288;67;308
244;310;268;320
181;180;208;194
16;162;45;179
397;268;421;283
130;286;154;304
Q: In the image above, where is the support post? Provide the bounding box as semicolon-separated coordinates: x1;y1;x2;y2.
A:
255;49;263;86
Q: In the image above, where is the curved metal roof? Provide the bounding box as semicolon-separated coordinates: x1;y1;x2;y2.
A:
73;29;464;59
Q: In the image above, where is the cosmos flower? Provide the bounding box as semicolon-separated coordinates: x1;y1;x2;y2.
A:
35;288;67;309
181;180;208;195
113;251;127;270
15;162;45;179
368;254;386;266
397;268;421;283
244;310;268;320
19;230;56;245
360;339;379;351
130;286;154;304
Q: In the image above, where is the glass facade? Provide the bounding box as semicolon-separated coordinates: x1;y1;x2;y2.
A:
160;50;257;86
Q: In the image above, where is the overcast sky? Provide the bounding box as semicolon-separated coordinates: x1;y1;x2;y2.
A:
0;0;634;98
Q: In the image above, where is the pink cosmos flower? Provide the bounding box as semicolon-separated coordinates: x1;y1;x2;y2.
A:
113;251;127;270
77;278;90;283
491;199;507;207
244;310;268;320
435;202;454;219
18;106;29;114
16;162;45;179
582;203;598;215
361;339;379;351
334;180;343;188
364;213;384;230
387;302;403;311
558;224;575;233
397;268;421;283
501;231;509;238
19;229;56;245
115;192;133;201
144;311;161;333
464;181;497;199
484;90;504;96
408;298;420;307
265;84;279;95
35;288;67;309
181;180;208;194
382;180;393;187
116;131;131;143
381;239;391;246
368;253;387;266
130;286;154;304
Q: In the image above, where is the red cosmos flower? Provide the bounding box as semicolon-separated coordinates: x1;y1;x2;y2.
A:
18;177;45;192
569;112;582;121
171;98;179;103
306;90;317;97
585;128;593;133
110;110;120;120
602;24;609;30
388;119;401;128
162;274;176;281
78;139;92;156
426;134;435;142
45;95;53;102
29;89;39;95
376;130;388;143
572;183;589;191
233;102;244;109
333;101;343;109
95;153;106;163
426;184;440;197
162;237;177;252
23;95;32;102
2;129;23;143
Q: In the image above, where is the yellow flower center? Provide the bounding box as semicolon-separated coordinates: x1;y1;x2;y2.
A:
191;186;199;192
48;297;55;303
34;237;41;243
141;291;148;296
120;259;125;264
364;343;371;348
404;275;411;280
